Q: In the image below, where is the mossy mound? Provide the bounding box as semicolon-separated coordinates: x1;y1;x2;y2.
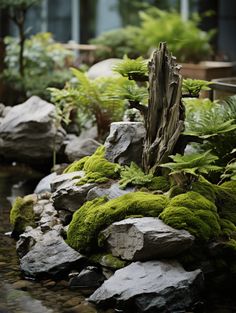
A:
63;146;120;185
169;191;217;213
191;181;216;203
214;181;236;225
67;192;169;253
219;219;236;237
159;192;221;241
10;195;36;237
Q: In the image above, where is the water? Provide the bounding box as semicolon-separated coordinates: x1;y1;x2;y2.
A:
0;165;105;313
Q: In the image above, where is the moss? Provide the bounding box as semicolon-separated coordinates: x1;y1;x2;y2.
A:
67;191;169;252
90;253;126;269
147;176;170;192
214;183;236;225
160;191;221;241
219;218;236;237
63;156;90;173
64;146;120;185
10;195;36;237
169;191;217;213
167;186;185;198
191;181;216;203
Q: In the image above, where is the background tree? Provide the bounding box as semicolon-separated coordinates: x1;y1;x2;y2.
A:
0;0;42;77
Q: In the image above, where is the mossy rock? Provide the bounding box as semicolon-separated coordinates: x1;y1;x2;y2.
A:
67;192;169;253
90;253;126;269
219;218;236;237
167;186;186;198
10;194;37;237
214;182;236;225
64;146;120;185
159;205;221;241
191;181;216;203
169;191;217;213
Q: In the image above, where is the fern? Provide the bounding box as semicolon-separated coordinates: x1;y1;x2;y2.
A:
182;78;212;97
119;162;153;189
221;160;236;181
113;55;148;80
160;150;221;187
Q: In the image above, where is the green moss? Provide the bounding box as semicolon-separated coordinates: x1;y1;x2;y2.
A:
90;253;126;269
167;186;185;198
63;156;90;173
219;218;236;237
160;191;221;241
214;183;236;224
10;195;36;236
67;192;169;252
147;176;170;192
169;191;217;212
64;146;120;185
191;181;216;203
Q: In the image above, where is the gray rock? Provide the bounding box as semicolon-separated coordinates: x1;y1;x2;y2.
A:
16;227;43;258
69;266;105;294
104;122;146;166
20;230;84;278
52;183;96;212
34;173;57;194
50;171;84;192
86;182;134;201
89;260;203;313
102;217;194;261
0;96;66;163
65;137;101;162
87;58;122;80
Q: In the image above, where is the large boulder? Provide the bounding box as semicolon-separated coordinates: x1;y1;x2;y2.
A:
20;230;84;278
34;172;57;194
104;122;146;166
65;137;101;162
102;217;194;261
50;171;85;192
89;260;203;313
0;96;66;163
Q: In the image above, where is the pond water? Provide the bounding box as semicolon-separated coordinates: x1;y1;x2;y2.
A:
0;165;108;313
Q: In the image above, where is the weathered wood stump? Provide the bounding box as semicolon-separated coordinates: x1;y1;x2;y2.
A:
142;42;185;174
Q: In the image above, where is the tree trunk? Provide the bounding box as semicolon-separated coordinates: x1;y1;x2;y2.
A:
142;42;185;174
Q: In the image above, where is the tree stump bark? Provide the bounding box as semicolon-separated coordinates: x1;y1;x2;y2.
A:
142;42;185;174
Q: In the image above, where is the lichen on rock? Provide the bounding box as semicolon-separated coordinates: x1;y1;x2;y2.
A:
67;191;169;253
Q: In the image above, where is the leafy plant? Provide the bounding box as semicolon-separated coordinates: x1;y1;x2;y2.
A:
182;79;212;97
160;150;221;187
113;55;148;80
49;69;128;140
3;33;74;100
119;162;154;189
220;160;236;182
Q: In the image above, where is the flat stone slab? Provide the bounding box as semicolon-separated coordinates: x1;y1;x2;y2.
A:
89;260;203;313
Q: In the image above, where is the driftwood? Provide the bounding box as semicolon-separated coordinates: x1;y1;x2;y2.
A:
142;42;185;174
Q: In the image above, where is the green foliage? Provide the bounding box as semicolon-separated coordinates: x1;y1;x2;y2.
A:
221;160;236;181
111;80;148;104
113;55;148;80
147;176;170;192
64;146;120;185
159;192;221;241
191;180;216;203
182;79;212;97
10;195;36;236
90;7;214;63
160;150;221;187
135;8;214;62
219;219;236;237
67;192;169;252
184;97;236;165
119;162;153;189
90;27;142;60
49;68;128;139
3;33;74;99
